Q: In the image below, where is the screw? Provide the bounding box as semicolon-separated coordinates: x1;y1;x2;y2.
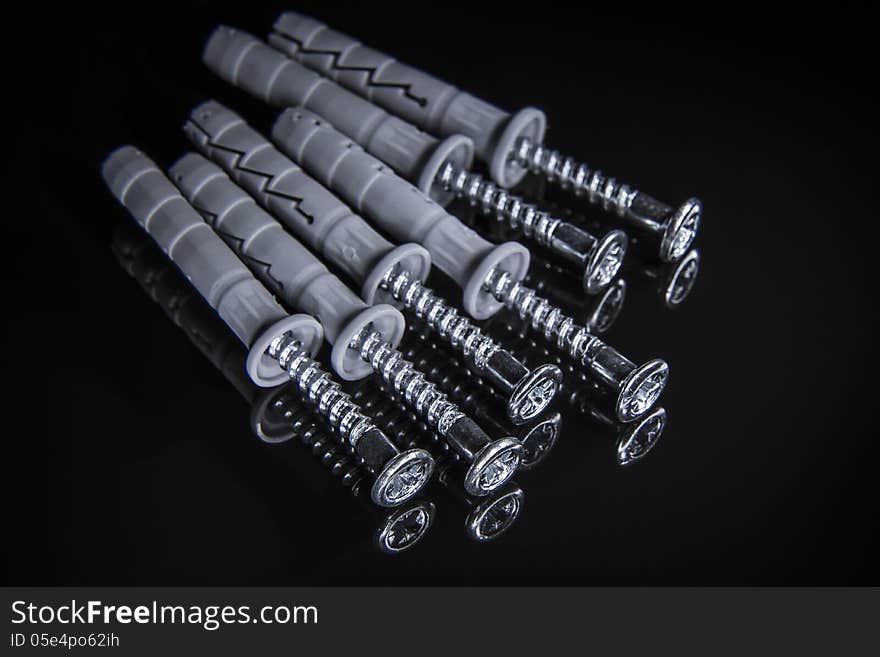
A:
487;318;668;466
348;327;522;496
436;160;628;294
381;264;561;424
483;269;668;422
511;138;701;263
398;326;563;470
266;331;434;507
350;380;524;542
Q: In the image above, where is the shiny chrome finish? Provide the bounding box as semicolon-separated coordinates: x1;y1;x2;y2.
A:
268;332;434;507
381;265;561;424
512;136;701;263
483;269;668;422
436;160;628;294
350;327;522;496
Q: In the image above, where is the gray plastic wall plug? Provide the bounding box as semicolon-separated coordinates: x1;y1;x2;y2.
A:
102;146;430;507
184;101;560;427
203;25;472;208
201;27;628;292
268;12;701;263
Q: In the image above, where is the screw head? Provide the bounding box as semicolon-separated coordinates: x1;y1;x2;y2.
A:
616;359;669;423
507;363;563;425
518;412;562;471
464;437;523;496
584;229;628;294
660;197;701;263
370;448;435;508
585;278;627;334
663;249;700;308
375;500;436;554
465;484;524;542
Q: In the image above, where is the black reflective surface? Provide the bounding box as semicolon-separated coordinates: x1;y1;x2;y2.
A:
12;2;877;584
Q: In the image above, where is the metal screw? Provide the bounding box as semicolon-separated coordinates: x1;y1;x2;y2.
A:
381;264;561;425
348;326;522;496
267;332;434;507
512;137;701;263
483;269;669;422
486;318;668;466
436;160;628;294
398;327;563;471
350;380;524;542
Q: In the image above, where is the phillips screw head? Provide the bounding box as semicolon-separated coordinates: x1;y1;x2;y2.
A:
464;437;523;497
616;359;669;423
507;363;564;425
371;447;436;508
660;198;702;263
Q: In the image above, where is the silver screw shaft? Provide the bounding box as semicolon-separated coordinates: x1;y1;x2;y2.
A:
381;265;561;425
511;137;701;263
350;326;522;496
268;332;433;507
483;269;669;423
436;161;627;294
270;333;377;451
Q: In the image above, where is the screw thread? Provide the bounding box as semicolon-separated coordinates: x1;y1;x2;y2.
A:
268;333;377;449
272;391;365;491
353;383;450;455
512;137;637;217
484;269;604;367
382;266;500;371
436;160;559;246
350;328;466;438
399;330;501;416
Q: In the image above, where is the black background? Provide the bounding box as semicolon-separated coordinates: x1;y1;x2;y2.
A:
8;1;878;584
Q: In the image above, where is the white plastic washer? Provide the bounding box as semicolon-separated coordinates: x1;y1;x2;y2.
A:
361;243;432;307
246;314;324;387
331;304;406;380
462;241;530;320
417;134;475;207
490;107;547;189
